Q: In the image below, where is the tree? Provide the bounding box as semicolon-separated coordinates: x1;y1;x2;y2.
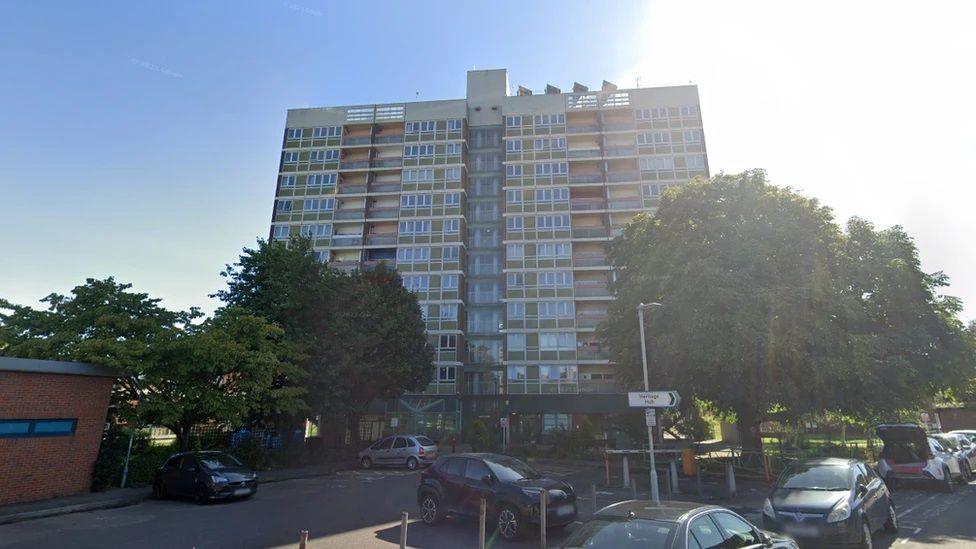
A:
605;170;860;448
0;278;305;449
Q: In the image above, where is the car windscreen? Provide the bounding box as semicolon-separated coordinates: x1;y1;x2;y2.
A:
937;437;959;451
778;464;851;490
561;519;675;548
485;456;541;481
197;453;243;470
416;436;435;446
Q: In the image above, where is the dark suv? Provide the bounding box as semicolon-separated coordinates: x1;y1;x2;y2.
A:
417;453;577;541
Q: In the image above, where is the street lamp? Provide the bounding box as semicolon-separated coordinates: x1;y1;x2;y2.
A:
637;302;663;504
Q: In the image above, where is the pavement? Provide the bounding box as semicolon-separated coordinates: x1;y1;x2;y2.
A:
1;460;974;547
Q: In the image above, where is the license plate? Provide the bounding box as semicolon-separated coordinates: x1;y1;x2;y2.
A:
233;487;252;496
785;524;818;537
555;504;575;517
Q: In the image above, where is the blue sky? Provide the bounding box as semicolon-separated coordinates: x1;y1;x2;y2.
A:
2;0;974;321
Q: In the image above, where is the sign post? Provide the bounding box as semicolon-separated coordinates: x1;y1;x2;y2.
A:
645;408;656;427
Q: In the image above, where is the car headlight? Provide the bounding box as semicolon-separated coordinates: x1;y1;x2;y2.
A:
521;488;543;498
209;474;229;485
762;498;776;518
826;500;851;523
548;489;567;499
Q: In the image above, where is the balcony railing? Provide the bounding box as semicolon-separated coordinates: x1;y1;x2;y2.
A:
373;158;403;168
607;171;641;182
604;146;637;157
423;383;457;395
334;209;366;220
506;381;579;394
331;236;363;247
572;227;609;238
575;315;608;328
579;379;622;394
568;174;604;185
566;124;599;134
577;348;611;360
603;122;637;132
363;259;395;270
369;183;401;192
337;184;367;194
339;160;370;170
575;284;611;297
366;235;397;246
608;198;643;209
367;207;399;219
567;148;602;159
375;135;404;144
570;198;607;211
342;136;372;146
573;254;608;267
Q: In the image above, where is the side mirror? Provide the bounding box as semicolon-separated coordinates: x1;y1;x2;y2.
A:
857;484;868;497
759;531;773;548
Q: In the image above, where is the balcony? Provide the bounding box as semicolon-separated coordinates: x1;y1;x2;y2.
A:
330;259;360;269
570;198;606;211
375;135;404;144
366;207;399;219
567;148;602;159
342;136;372;146
607;171;640;183
331;236;363;247
369;183;401;193
334;209;366;220
608;198;643;210
573;253;608;267
575;315;608;328
373;158;403;168
575;284;611;297
568;174;604;185
603;122;637;132
465;380;501;395
566;124;599;134
363;259;395;271
337;184;367;195
577;348;611;360
580;379;622;394
424;383;457;395
506;381;579;395
604;146;637;157
366;234;397;246
339;160;370;170
571;227;609;239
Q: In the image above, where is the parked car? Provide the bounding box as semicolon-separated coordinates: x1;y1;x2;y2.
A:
359;434;438;470
762;458;896;547
417;453;577;541
931;433;973;482
152;450;258;504
562;500;797;549
875;424;961;491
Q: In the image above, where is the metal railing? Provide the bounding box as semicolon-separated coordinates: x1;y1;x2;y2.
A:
331;236;363;247
572;227;609;238
573;254;608;266
574;285;611;297
607;171;641;182
366;208;398;219
567;148;602;159
373;158;403;168
570;199;607;211
568;174;604;184
337;184;367;194
604;146;637;157
342;136;372;146
575;315;608;328
339;160;370;170
374;135;404;144
366;235;397;245
566;124;600;134
334;209;366;220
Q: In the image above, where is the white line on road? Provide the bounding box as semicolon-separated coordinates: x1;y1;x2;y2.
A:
897;495;937;519
897;526;922;544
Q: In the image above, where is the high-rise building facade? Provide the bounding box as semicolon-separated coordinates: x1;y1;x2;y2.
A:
269;69;708;441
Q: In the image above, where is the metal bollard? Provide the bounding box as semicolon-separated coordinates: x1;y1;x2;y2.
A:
726;461;737;498
400;511;408;549
298;529;308;549
479;499;487;549
665;468;672;500
540;490;548;548
622;455;630;488
591;483;598;514
696;461;704;497
670;461;681;494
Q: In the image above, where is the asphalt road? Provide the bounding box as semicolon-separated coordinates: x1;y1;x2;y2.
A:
1;466;975;548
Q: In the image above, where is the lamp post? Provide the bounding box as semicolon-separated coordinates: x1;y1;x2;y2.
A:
637;302;663;504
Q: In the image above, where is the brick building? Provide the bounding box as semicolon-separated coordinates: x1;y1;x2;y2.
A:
0;357;116;505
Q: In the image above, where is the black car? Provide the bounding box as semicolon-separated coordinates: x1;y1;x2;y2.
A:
152;451;258;504
417;453;577;541
762;458;897;547
561;500;797;548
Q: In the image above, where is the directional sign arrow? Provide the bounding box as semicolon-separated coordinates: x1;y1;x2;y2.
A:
628;391;681;408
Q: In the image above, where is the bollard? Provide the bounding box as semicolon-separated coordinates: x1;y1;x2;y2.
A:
696;461;704;497
298;530;308;549
665;468;672;500
604;452;610;486
591;483;598;514
478;499;487;549
622;455;630;488
400;511;408;549
631;478;637;499
540;490;548;548
726;461;737;498
670;461;681;495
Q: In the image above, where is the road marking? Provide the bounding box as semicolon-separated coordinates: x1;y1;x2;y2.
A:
897;526;922;544
897;495;936;518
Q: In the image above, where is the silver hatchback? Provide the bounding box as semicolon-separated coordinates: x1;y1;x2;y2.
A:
359;435;438;470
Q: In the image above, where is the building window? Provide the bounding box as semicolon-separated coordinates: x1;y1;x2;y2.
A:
272;225;291;240
537;242;571;258
300;224;332;237
403;168;434;182
401;194;433;208
310;149;339;162
444;167;462;181
303;198;335;211
506;216;525;230
542;413;571;432
445;143;462;155
638;132;670;145
283;151;299;164
507;244;524;259
397;247;431;263
403;275;430;291
406;120;437;133
680;105;698;117
506;333;526;351
505;115;522;128
442;246;460;260
399;220;432;234
286;128;303;139
313;126;341;138
506;164;524;177
539;271;572;288
280;175;296;187
438;334;457;350
447;119;462;131
307;173;337;187
639;156;675;171
506;140;522;153
540;332;576;350
683;129;701;143
442;274;459;289
533;188;569;203
539;301;574;318
506;190;523;204
403;144;435;157
444;192;461;207
534;162;568;176
443;219;460;234
437;366;456;382
507;272;525;288
507;302;525;319
276;200;293;212
686;155;706;169
536;215;570;229
0;418;77;438
533;114;565;126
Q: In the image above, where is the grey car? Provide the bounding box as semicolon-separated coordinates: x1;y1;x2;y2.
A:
359;435;438;470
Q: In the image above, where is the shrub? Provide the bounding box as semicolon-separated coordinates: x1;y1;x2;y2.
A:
91;429;177;491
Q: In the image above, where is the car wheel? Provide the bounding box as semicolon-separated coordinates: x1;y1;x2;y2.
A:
884;501;898;533
961;462;972;483
943;467;955;493
406;457;419;470
360;456;372;469
194;485;210;505
419;493;441;525
151;481;165;500
496;505;524;541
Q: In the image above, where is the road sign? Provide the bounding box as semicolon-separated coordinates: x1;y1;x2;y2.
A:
499;417;509;428
628;391;681;408
390;417;399;428
645;408;656;427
